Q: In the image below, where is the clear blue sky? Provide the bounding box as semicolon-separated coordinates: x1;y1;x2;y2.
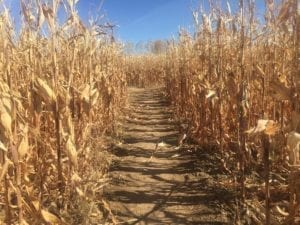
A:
77;0;198;43
78;0;265;43
4;0;265;44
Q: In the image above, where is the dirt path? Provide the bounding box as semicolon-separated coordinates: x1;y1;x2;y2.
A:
104;87;233;225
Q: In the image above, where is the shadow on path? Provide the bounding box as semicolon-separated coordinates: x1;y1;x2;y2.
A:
104;87;233;225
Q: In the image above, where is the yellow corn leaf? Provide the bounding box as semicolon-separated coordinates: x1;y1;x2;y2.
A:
32;200;40;211
41;209;62;224
53;0;60;15
75;187;84;197
34;78;56;104
269;80;291;101
66;136;78;168
67;115;74;139
32;201;62;224
276;205;289;216
1;95;12;114
0;140;7;151
37;2;45;29
287;131;300;165
18;124;29;159
0;81;10;93
278;74;288;87
81;84;91;104
277;0;293;24
255;65;265;77
71;172;82;183
0;158;12;181
0;103;12;138
91;89;99;106
264;120;279;136
246;121;266;134
246;119;278;136
206;90;217;99
20;219;30;225
20;0;35;25
67;0;79;10
42;5;54;31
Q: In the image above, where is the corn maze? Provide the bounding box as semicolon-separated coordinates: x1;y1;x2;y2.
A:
0;0;299;224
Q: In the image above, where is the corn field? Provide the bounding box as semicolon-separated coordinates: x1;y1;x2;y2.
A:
0;0;126;224
125;0;300;224
0;0;300;224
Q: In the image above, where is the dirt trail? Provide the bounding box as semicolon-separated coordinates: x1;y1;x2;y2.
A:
104;87;233;225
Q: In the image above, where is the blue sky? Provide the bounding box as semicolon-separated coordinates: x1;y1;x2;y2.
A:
3;0;266;44
77;0;265;43
3;0;197;43
77;0;198;43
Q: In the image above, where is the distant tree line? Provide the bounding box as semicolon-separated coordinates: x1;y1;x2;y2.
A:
123;40;168;55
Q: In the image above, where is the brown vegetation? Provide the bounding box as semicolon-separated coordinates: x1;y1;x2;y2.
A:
0;0;126;224
125;0;300;224
0;0;300;224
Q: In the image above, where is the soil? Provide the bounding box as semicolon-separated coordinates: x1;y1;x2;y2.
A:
103;87;235;225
